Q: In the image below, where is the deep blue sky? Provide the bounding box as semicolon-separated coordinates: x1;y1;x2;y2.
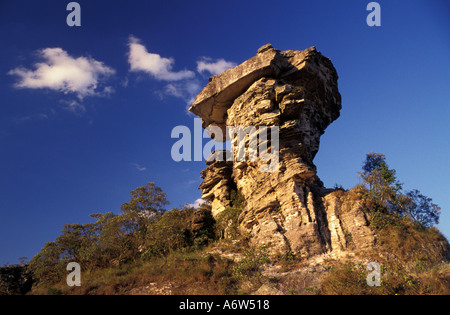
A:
0;0;449;265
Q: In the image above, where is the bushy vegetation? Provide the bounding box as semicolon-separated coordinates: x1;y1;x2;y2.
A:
356;152;441;228
232;246;269;281
24;182;260;295
319;152;450;295
320;260;450;295
28;182;218;291
6;152;449;295
215;190;245;240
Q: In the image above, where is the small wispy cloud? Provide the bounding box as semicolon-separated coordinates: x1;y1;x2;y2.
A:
131;162;147;172
128;36;195;81
186;179;201;186
8;47;115;99
14;112;50;124
197;57;237;76
18;116;31;122
164;79;202;107
60;99;86;115
121;77;129;88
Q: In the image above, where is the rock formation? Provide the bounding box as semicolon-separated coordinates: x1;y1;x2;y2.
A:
190;44;375;257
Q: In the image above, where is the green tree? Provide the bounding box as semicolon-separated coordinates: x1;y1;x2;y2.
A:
119;182;170;254
120;182;169;215
358;152;441;228
28;241;66;284
359;152;402;213
28;182;174;285
405;189;441;228
142;204;216;260
215;189;245;240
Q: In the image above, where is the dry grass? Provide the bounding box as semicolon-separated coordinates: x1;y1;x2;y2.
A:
319;213;450;295
319;260;450;295
30;250;239;295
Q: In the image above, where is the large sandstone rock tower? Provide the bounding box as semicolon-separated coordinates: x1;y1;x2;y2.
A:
190;44;375;257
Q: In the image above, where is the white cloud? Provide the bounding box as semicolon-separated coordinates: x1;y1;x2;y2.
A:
128;36;194;81
8;48;115;99
187;198;207;209
126;36;235;111
197;57;237;76
131;163;147;172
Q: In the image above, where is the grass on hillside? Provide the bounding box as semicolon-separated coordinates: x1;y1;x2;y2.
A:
319;197;450;295
29;240;272;295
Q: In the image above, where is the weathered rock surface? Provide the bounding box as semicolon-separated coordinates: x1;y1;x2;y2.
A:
191;44;375;257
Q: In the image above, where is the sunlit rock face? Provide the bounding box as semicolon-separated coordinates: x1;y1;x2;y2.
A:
191;44;374;256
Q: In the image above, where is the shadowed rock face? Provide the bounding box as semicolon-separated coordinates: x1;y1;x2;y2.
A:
190;44;374;257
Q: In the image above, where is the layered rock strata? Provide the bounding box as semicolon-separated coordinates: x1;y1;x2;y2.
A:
190;44;375;256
